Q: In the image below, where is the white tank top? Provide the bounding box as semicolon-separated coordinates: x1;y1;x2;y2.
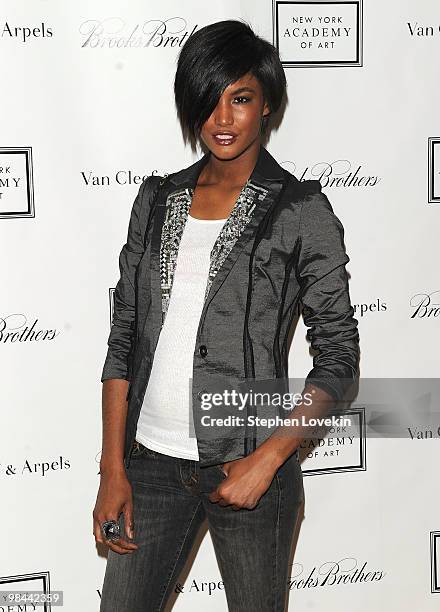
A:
135;213;227;460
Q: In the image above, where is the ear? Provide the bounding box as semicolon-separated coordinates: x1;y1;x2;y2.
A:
262;100;271;117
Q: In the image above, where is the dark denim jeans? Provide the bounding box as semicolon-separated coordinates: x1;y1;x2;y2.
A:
99;441;304;612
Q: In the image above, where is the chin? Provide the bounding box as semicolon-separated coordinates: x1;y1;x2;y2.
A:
209;143;249;161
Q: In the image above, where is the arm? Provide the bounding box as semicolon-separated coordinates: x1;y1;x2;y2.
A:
100;379;130;475
254;190;360;468
210;191;360;509
100;176;155;473
93;176;157;553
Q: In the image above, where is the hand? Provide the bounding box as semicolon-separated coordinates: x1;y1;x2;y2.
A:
93;468;139;554
208;450;280;511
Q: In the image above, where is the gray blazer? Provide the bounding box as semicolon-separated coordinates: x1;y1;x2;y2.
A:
101;145;360;468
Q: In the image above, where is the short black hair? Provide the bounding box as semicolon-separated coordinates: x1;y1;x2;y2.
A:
174;19;286;143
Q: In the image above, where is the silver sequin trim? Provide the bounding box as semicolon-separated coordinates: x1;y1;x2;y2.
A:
159;180;268;323
160;188;191;322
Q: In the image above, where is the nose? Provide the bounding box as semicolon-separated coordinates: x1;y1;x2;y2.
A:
213;99;233;127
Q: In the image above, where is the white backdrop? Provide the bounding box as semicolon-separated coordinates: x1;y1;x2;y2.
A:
1;1;439;610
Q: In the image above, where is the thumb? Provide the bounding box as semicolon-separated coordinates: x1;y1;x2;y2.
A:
208;488;221;503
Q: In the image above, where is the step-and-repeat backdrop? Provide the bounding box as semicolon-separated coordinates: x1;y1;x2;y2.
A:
2;1;439;610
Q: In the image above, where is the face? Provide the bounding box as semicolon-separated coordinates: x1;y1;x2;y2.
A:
199;72;270;160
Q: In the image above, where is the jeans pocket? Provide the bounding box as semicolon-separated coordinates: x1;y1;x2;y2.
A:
277;451;304;504
131;440;155;459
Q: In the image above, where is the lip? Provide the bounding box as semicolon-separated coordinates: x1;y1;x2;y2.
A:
212;132;238;146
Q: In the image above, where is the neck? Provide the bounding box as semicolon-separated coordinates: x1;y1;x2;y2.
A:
199;139;262;187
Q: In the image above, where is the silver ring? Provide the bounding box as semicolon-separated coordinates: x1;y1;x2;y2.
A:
101;519;120;542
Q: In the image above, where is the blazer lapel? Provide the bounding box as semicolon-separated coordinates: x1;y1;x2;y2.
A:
150;145;287;332
148;196;168;347
159;186;193;322
202;179;269;303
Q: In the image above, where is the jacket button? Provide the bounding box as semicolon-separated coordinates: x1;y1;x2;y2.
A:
199;344;208;358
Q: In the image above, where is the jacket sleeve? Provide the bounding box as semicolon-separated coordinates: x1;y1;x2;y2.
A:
100;176;156;383
296;189;360;401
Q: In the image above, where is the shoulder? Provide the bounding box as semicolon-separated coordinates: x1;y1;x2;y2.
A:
297;187;345;245
281;168;327;207
277;171;344;241
139;173;166;197
280;169;334;216
136;173;170;210
296;178;323;199
127;173;168;231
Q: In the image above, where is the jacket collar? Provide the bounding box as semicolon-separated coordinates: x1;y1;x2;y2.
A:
144;144;291;348
167;144;287;190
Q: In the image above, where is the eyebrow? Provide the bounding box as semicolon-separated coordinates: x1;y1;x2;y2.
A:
228;86;256;95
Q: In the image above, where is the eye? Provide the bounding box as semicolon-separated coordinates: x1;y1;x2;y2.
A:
233;96;251;104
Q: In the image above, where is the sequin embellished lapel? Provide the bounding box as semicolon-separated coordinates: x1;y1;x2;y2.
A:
159;179;269;324
159;187;192;323
201;180;269;302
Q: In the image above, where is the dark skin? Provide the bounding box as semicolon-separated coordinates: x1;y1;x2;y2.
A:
93;72;335;553
190;73;270;220
93;379;136;554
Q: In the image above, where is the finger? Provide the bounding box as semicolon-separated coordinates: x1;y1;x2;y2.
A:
106;535;138;552
220;462;229;476
106;538;136;554
208;490;221;503
93;518;105;544
96;515;138;551
123;504;134;540
104;535;139;552
242;502;257;510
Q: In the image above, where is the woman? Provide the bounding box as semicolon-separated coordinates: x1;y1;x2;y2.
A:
94;19;360;612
